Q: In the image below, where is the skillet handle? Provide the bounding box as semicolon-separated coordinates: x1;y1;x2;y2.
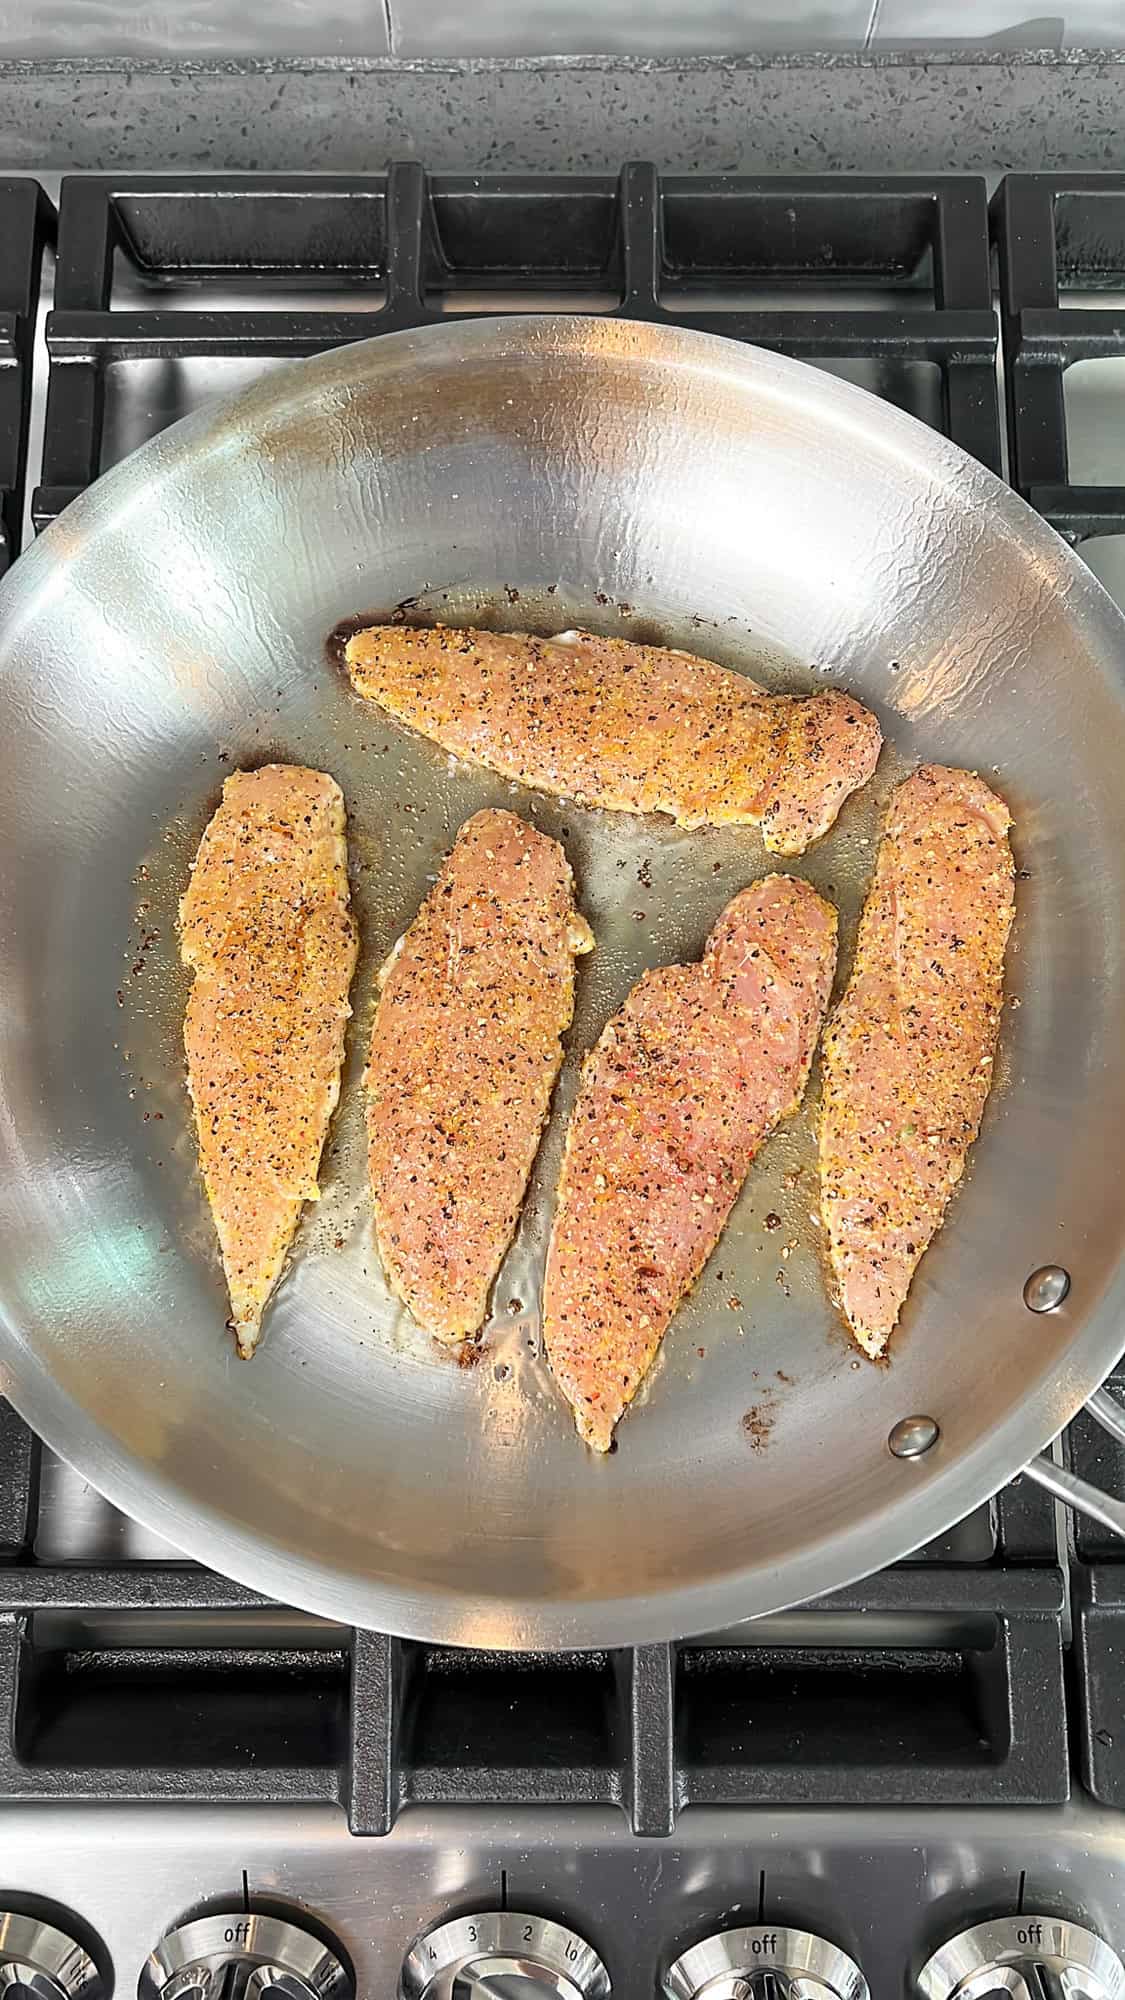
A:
1022;1390;1125;1539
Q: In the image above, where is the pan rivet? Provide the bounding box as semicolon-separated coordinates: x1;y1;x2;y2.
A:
888;1415;940;1459
1023;1265;1071;1313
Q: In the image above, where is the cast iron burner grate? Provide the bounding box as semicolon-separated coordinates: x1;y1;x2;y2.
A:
0;178;51;572
991;173;1125;1814
32;162;1002;529
1;163;1119;1830
993;173;1125;542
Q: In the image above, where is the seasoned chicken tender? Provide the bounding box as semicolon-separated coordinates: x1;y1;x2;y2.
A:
818;764;1015;1356
544;874;838;1450
181;764;359;1356
344;624;882;856
368;808;593;1341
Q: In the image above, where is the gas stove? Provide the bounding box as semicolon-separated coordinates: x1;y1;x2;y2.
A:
4;164;1125;2000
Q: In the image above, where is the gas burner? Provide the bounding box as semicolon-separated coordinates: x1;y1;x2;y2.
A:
4;157;1125;2000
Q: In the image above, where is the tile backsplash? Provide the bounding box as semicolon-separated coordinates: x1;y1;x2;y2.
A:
390;0;873;57
0;0;1120;58
0;0;390;54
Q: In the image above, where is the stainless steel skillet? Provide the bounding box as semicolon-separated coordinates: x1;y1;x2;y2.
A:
0;314;1124;1648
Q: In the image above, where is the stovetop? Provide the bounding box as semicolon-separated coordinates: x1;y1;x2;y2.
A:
4;165;1125;2000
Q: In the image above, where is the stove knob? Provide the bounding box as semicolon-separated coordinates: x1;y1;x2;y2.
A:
664;1927;868;2000
917;1916;1125;2000
0;1913;102;2000
141;1914;352;2000
401;1913;611;2000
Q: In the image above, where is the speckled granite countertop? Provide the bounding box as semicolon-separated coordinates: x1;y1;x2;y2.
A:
1;49;1123;176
